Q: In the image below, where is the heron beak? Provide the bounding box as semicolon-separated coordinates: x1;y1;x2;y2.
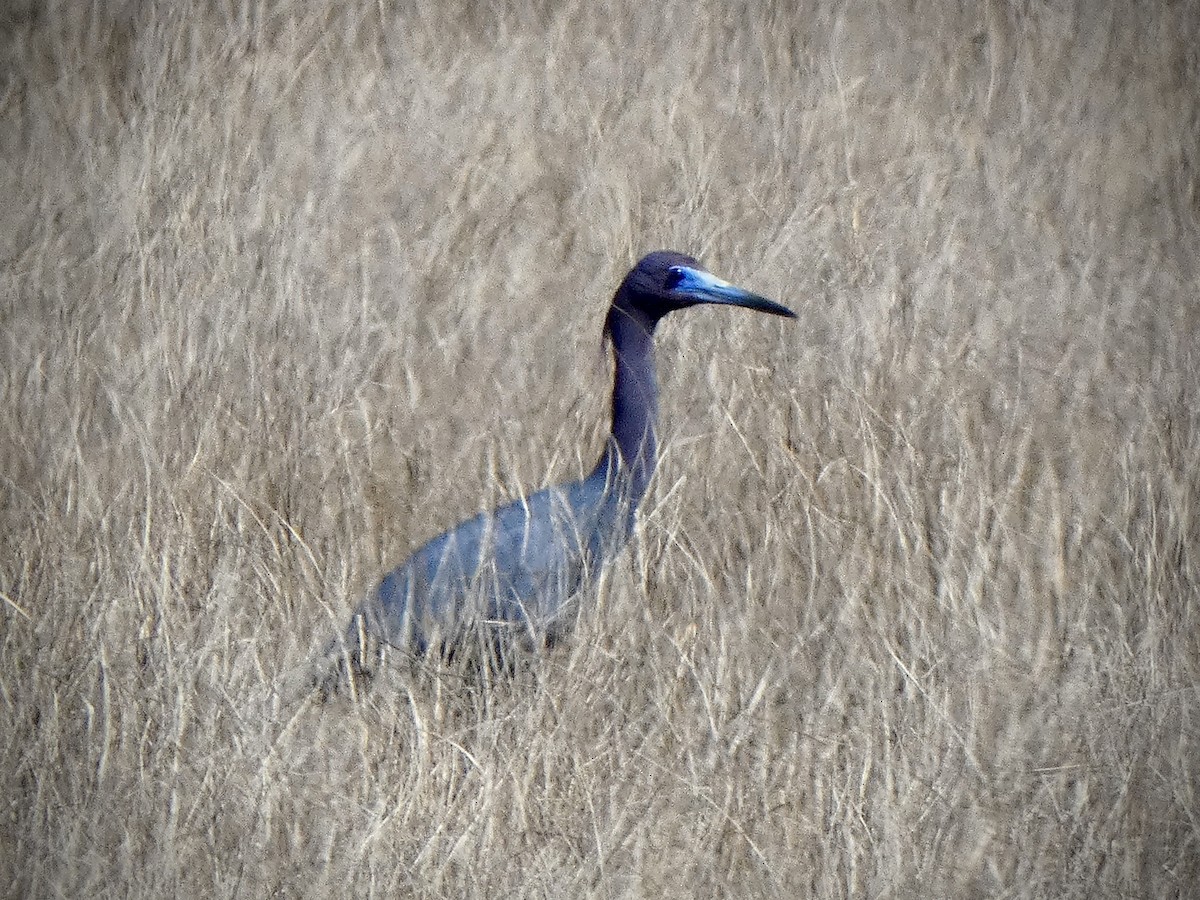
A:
669;266;796;318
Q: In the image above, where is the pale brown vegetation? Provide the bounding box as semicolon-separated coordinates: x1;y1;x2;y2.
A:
2;1;1198;897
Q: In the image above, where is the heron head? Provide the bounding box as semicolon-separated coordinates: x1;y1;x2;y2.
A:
610;251;795;333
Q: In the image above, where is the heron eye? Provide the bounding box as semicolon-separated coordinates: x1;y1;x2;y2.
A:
665;267;685;290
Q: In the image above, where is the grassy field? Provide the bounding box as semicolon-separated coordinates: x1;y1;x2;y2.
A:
3;1;1198;896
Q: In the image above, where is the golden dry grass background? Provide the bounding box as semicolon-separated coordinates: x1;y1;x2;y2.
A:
2;1;1199;896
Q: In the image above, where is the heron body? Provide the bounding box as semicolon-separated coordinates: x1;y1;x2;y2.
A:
329;251;794;681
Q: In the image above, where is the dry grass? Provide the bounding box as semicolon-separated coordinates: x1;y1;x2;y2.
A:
3;1;1199;896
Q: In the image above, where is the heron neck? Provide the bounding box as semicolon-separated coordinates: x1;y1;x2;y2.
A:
596;307;659;501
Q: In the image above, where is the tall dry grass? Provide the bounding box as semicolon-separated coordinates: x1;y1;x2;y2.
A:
2;1;1198;896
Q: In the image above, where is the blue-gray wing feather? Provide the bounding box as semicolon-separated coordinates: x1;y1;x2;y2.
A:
345;470;632;658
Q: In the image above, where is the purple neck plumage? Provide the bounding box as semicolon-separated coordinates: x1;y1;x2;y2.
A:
589;293;661;505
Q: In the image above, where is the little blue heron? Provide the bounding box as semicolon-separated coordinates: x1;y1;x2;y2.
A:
322;250;794;690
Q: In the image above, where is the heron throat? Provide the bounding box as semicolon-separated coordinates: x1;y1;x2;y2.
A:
599;306;659;505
